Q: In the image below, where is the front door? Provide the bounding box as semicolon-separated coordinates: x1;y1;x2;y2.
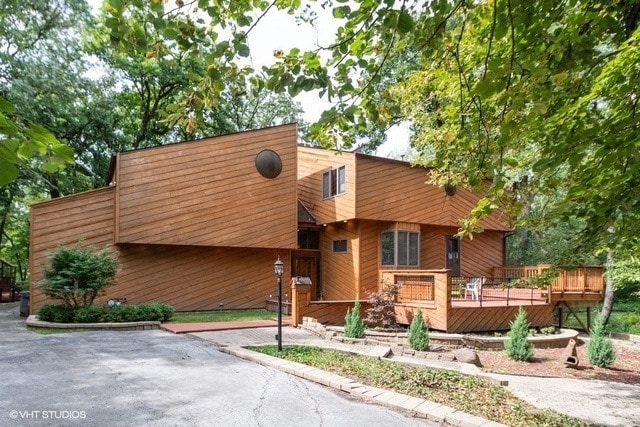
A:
446;235;461;276
291;251;320;299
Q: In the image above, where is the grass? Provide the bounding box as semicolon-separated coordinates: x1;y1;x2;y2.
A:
561;300;640;334
249;345;587;427
167;309;276;323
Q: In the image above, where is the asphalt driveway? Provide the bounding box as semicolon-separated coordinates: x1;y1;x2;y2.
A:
0;303;434;426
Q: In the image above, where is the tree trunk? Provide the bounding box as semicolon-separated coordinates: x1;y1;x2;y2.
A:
600;249;615;326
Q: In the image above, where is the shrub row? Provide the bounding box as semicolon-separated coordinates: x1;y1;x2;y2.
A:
37;303;174;323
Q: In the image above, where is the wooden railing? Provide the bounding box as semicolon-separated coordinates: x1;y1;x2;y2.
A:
493;265;605;294
379;271;436;302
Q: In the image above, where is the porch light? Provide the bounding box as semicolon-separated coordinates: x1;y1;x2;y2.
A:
444;182;457;197
274;256;284;351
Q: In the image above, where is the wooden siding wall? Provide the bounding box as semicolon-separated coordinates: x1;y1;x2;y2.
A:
320;221;359;300
112;245;288;311
446;305;554;333
116;124;298;248
421;226;503;277
355;155;509;231
358;220;380;297
29;188;116;313
297;146;357;225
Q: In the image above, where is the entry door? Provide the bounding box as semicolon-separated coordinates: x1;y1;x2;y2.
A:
292;251;320;299
446;235;461;276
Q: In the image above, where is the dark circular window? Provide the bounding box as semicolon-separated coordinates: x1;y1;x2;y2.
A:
255;149;282;179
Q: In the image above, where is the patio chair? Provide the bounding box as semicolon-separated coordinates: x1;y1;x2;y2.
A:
464;277;483;300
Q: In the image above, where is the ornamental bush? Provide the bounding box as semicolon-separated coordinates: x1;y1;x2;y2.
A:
344;301;366;338
36;302;174;323
408;309;429;351
365;281;400;329
587;314;617;368
39;243;119;308
504;306;535;362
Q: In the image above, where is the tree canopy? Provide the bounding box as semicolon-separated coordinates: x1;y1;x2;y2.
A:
102;1;640;265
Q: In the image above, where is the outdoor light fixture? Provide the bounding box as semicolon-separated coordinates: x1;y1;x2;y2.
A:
274;256;284;351
444;182;457;197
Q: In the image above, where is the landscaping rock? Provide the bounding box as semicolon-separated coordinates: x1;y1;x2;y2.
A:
453;347;482;367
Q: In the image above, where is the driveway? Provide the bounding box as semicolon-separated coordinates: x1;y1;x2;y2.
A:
0;303;435;426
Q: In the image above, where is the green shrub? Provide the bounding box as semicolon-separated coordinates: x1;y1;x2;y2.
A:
504;306;535;362
587;314;617;368
147;302;174;321
74;305;108;323
408;309;429;351
37;304;75;323
106;305;139;322
344;301;366;338
39;244;119;308
135;303;165;321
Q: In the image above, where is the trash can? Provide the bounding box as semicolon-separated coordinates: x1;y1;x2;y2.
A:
19;291;30;317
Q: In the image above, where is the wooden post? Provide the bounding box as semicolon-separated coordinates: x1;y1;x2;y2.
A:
291;277;311;327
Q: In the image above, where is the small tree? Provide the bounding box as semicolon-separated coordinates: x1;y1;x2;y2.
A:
587;314;617;368
365;281;400;329
504;306;535;362
39;244;119;308
408;309;429;351
344;301;366;338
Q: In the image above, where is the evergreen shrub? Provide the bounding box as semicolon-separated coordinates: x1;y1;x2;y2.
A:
504;306;535;361
344;301;366;338
587;314;617;368
408;309;429;351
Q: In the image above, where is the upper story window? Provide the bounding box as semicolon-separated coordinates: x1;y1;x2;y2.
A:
381;230;419;267
322;165;346;199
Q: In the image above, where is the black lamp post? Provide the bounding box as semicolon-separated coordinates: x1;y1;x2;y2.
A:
274;256;284;351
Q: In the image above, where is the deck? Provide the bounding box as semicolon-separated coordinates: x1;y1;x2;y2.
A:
386;266;604;333
290;265;605;333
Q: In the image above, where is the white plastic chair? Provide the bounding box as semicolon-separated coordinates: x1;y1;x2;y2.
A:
464;277;483;300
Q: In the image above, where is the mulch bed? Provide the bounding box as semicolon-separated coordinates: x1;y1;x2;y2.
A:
475;338;640;385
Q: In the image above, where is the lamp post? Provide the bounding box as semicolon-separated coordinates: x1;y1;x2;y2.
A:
274;256;284;351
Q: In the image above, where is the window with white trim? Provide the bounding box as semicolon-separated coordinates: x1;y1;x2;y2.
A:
322;165;346;199
381;230;419;267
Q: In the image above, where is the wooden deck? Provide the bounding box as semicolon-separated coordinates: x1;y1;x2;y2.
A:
386;267;604;333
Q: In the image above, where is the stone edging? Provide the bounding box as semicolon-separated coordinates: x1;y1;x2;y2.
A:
300;317;580;350
26;315;161;331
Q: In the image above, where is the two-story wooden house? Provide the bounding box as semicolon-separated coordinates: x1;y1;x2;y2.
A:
30;124;603;332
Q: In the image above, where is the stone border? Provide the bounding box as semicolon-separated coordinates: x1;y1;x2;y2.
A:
301;317;579;350
26;315;161;331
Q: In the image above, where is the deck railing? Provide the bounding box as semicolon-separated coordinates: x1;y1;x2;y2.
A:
450;276;547;307
493;265;605;294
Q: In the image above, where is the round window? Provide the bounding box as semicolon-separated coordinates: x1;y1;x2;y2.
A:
255;149;282;179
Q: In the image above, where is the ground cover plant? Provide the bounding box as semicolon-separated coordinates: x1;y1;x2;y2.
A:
251;345;586;427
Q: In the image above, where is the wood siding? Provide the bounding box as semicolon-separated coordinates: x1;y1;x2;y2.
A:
358;220;380;297
421;226;503;276
445;305;554;333
320;221;359;300
116;124;298;248
30;187;116;312
297;146;357;225
111;245;288;311
355;154;510;231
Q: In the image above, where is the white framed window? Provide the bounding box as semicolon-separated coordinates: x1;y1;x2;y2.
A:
322;165;346;199
332;239;348;253
381;230;419;267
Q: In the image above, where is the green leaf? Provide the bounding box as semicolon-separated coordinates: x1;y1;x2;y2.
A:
333;6;351;19
397;11;414;33
0;157;18;186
